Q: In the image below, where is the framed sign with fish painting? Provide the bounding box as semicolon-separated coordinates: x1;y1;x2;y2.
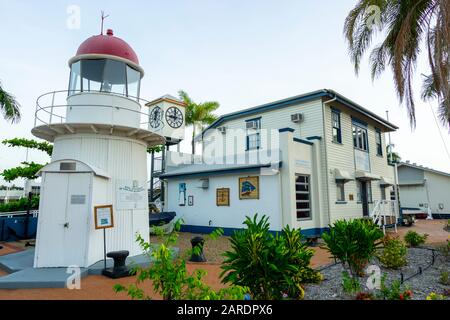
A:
239;176;259;200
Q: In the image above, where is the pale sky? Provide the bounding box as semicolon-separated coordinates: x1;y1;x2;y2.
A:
0;0;449;187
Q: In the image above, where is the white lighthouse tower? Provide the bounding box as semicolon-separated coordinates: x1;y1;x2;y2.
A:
31;29;180;268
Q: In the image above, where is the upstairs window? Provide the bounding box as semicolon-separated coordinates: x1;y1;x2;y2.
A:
246;133;261;150
352;124;368;151
376;129;383;156
331;110;342;143
246;118;261;150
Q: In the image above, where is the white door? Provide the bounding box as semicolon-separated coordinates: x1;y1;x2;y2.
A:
35;172;91;267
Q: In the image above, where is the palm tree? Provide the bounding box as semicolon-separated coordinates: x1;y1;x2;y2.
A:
178;90;219;154
344;0;450;129
0;81;21;123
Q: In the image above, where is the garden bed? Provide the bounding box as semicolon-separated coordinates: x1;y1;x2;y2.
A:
304;247;450;300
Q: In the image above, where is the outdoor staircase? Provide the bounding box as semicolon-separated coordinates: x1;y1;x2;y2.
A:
149;148;166;212
370;200;399;234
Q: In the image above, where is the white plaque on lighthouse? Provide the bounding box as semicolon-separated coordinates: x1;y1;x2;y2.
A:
116;179;148;210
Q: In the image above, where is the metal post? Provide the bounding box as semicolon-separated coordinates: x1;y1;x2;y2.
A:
386;110;400;225
24;192;32;239
49;91;55;124
150;151;155;202
103;228;107;270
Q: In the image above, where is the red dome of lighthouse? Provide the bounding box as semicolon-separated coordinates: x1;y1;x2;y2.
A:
76;29;139;65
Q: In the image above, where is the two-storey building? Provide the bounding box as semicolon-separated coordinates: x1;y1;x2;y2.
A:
160;89;399;235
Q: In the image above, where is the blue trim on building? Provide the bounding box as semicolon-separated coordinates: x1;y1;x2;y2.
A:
293;137;313;146
180;224;330;237
245;116;262;122
161;162;283;179
351;116;368;128
201;89;398;135
279;127;295;133
330;106;341;113
306;136;322;141
207;92;326;130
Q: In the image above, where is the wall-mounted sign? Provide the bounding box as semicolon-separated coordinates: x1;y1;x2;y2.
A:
179;183;186;206
116;180;147;210
94;205;114;229
216;188;230;206
349;194;354;201
239;176;259;200
188;195;194;206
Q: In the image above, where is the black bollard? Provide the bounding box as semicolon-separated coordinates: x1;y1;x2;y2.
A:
102;250;132;279
190;236;206;262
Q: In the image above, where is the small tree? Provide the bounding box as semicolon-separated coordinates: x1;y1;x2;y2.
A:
322;219;384;277
1;138;52;183
178;90;219;155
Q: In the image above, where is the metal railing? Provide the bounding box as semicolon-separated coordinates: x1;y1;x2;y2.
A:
0;210;39;218
370;200;399;233
34;90;158;131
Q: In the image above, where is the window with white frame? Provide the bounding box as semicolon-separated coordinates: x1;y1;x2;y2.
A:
295;174;311;219
376;129;383;156
331;110;342;143
336;182;345;202
352;124;368;151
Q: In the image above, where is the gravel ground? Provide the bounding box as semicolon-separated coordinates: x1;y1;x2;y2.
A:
304;247;450;300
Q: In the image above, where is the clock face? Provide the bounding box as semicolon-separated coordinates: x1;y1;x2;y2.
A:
149;106;163;129
165;106;184;128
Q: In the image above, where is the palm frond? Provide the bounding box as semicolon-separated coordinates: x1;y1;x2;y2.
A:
0;82;21;124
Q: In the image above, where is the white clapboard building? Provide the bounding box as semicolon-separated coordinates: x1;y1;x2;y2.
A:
160;90;399;236
398;161;450;219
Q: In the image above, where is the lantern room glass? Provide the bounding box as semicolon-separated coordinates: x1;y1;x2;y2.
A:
68;58;141;100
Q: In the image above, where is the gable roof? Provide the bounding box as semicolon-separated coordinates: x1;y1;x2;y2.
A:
201;89;398;135
398;162;450;179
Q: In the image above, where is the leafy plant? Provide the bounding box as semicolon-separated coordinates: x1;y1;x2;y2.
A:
2;138;52;156
1;138;52;182
342;271;361;295
376;236;407;269
426;292;446;300
377;276;412;300
0;196;39;213
404;231;428;247
1;162;45;182
0;81;21;123
114;220;248;300
322;219;384;276
221;214;322;300
439;270;449;285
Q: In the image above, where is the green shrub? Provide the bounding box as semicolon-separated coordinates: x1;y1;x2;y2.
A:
342;271;361;294
0;196;39;213
439;270;450;285
377;236;407;269
377;276;412;300
221;214;322;300
404;230;428;247
114;220;248;300
322;219;384;276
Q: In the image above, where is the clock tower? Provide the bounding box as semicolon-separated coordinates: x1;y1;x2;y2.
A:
146;94;186;144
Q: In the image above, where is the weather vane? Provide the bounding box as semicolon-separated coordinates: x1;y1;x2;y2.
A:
100;10;110;35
